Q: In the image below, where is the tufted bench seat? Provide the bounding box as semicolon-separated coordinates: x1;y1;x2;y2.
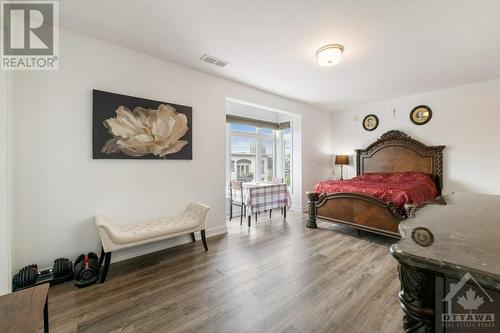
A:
95;202;210;282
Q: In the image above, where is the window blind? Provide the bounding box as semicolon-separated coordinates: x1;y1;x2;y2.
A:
226;115;290;130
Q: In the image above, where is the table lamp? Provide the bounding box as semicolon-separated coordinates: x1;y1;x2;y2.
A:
335;155;349;180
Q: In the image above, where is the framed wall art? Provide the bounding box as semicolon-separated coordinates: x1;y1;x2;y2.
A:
410;105;432;126
362;114;379;131
93;90;192;160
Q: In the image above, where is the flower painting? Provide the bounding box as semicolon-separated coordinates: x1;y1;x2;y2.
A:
93;90;192;159
102;104;188;157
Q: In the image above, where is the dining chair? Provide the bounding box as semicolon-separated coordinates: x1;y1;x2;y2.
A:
229;180;245;225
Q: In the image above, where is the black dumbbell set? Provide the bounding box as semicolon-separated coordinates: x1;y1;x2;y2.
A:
13;252;103;291
12;258;73;291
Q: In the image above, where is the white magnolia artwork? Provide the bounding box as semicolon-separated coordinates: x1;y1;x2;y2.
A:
93;90;192;160
102;104;189;157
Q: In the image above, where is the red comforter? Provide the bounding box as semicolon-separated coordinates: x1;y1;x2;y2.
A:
313;172;437;208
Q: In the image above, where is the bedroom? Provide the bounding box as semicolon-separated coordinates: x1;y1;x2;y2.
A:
1;1;499;332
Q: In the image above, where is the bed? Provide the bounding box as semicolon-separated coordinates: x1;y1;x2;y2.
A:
306;130;445;238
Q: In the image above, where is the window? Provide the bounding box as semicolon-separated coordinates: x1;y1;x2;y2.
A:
260;137;274;181
259;128;274;135
230;133;257;182
283;128;292;187
230;123;256;133
227;121;292;188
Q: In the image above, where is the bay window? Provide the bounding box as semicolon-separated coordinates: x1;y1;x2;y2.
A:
226;118;292;189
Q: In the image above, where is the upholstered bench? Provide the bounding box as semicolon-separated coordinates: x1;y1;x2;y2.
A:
95;202;210;282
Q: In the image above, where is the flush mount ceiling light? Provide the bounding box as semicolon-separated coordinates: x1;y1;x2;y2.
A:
316;44;344;67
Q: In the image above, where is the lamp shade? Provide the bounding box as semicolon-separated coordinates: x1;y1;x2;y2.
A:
335;155;349;165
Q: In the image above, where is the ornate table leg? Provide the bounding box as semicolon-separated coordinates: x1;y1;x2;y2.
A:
306;192;319;229
398;264;435;333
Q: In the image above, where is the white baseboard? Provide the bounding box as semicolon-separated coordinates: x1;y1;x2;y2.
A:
194;224;228;240
290;204;305;212
111;224;228;264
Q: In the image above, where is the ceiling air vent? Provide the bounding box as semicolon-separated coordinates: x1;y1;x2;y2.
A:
200;54;229;68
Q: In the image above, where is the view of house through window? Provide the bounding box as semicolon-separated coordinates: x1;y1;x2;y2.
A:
230;132;257;182
228;122;292;187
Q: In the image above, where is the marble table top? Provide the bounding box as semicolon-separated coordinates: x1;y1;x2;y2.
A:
391;192;500;290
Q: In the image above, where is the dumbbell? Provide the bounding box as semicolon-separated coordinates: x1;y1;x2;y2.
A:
53;258;73;279
12;258;73;291
74;252;100;285
12;265;38;290
37;258;73;283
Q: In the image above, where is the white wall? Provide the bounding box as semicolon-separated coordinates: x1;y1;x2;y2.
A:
9;29;333;270
332;78;500;195
0;70;10;294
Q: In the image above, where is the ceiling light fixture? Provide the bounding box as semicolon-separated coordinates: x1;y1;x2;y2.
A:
316;44;344;67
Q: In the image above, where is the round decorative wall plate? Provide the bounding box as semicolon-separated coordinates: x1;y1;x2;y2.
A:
410;105;432;125
362;114;379;131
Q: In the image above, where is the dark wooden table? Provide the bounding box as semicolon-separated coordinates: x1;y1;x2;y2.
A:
391;193;500;333
0;283;49;333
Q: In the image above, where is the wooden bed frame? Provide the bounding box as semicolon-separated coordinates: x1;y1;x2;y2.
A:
306;130;445;238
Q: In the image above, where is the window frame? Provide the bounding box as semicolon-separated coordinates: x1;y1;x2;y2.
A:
282;127;293;190
227;122;292;191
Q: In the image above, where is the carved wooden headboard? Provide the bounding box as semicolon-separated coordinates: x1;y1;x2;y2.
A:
355;130;445;194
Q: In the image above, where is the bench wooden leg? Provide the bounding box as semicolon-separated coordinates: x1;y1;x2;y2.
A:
201;229;208;251
100;251;112;283
190;232;196;242
98;246;105;268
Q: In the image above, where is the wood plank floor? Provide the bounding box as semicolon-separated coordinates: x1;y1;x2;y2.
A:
47;211;403;333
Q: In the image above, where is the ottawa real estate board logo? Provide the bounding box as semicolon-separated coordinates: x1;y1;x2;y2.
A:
1;1;59;70
442;272;496;330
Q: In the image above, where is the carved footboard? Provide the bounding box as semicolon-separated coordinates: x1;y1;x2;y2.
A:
306;192;407;238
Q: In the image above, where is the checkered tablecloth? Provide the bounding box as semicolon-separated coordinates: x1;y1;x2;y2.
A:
242;182;291;216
